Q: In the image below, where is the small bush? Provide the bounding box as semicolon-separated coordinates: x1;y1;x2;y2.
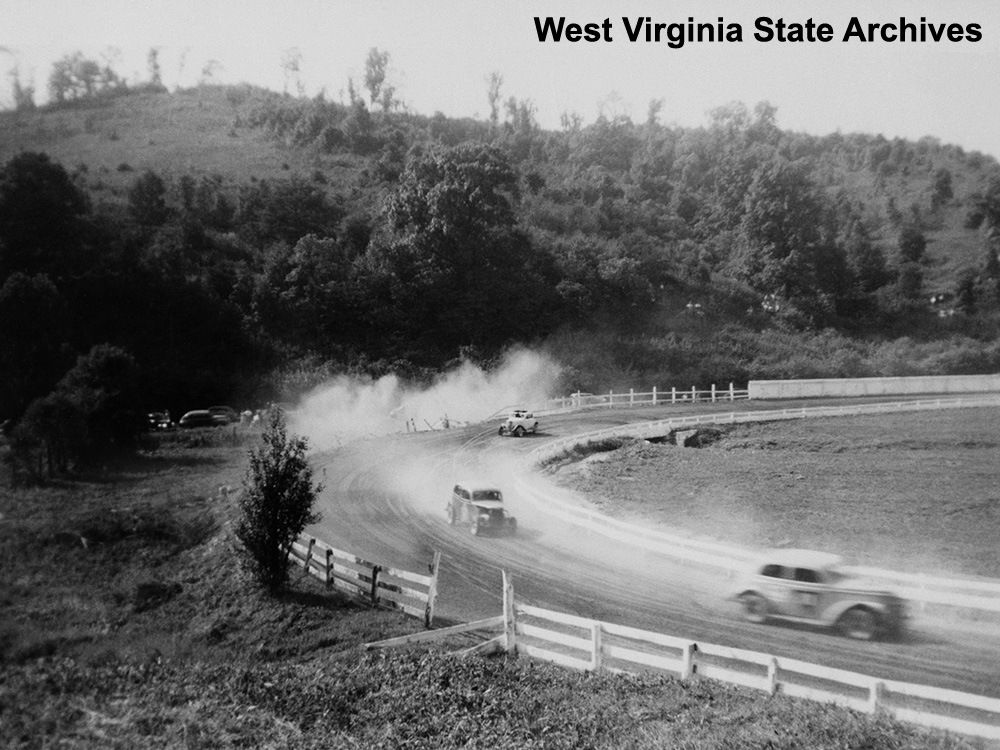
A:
236;410;321;592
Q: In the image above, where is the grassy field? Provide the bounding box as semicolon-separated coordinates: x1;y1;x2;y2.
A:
0;87;363;203
0;423;983;749
554;407;1000;580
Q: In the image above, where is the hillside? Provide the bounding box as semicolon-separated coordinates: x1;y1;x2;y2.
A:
3;83;1000;479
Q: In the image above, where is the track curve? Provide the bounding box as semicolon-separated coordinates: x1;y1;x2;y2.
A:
307;404;1000;700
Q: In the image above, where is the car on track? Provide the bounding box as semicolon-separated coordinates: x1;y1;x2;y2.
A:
447;481;517;536
497;409;538;437
731;548;906;640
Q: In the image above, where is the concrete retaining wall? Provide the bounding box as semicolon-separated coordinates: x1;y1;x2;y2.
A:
748;374;1000;400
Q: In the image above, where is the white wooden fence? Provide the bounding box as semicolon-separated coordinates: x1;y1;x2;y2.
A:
366;572;1000;742
544;384;749;411
289;535;441;627
519;395;1000;615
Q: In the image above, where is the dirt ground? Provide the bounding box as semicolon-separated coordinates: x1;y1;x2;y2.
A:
549;407;1000;579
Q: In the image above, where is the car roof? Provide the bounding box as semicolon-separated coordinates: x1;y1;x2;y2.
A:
758;548;844;570
455;480;502;493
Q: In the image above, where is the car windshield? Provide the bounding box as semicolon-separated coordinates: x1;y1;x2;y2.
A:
472;490;502;501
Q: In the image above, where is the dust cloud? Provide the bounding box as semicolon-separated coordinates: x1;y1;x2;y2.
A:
290;348;562;451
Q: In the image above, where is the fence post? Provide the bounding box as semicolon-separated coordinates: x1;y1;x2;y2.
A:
652;386;657;405
729;382;735;401
711;384;717;402
629;388;634;406
502;570;516;653
608;390;614;408
370;565;381;606
868;681;885;713
324;548;333;587
681;642;696;679
671;387;677;404
424;550;441;628
590;622;603;671
767;657;779;695
691;385;697;402
304;538;315;574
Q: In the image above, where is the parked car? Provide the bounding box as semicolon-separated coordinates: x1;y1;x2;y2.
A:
146;412;173;431
178;409;219;429
447;481;517;536
731;549;906;640
498;409;538;437
209;405;239;424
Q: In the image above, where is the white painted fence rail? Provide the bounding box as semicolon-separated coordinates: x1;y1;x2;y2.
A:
519;395;1000;614
544;384;749;411
364;573;1000;742
289;535;441;627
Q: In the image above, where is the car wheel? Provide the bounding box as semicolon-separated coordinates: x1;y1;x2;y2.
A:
498;426;506;436
740;593;769;624
514;425;526;438
837;607;878;640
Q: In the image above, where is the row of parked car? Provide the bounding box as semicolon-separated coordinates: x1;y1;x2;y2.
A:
146;406;239;431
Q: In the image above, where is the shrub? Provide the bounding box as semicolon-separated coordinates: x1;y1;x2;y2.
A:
236;410;321;591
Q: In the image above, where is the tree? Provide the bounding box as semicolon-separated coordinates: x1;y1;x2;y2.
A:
363;48;390;109
954;269;977;316
146;48;164;90
236;410;321;592
486;72;503;132
898;225;927;264
8;67;36;111
236;176;343;246
47;51;123;103
9;344;141;479
731;157;835;309
366;142;559;355
0;273;70;422
0;152;90;279
281;47;303;97
127;170;170;227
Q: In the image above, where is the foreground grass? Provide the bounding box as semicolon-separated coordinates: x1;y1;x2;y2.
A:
2;651;973;750
0;428;982;749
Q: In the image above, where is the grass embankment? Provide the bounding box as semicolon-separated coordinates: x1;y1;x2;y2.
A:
0;427;976;749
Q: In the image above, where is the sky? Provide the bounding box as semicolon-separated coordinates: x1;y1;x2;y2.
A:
3;0;1000;158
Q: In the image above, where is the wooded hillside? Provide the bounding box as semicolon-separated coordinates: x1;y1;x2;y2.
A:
3;72;1000;474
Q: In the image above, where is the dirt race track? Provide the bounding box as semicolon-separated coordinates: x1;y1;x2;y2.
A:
307;401;1000;701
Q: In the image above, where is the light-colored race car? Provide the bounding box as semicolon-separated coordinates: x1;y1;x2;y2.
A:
497;409;538;437
447;480;517;537
731;548;907;640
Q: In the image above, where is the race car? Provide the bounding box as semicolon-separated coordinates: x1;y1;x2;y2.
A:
497;409;538;437
731;548;907;640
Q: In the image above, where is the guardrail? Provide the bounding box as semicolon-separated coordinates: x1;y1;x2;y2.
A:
365;572;1000;742
289;535;441;627
517;395;1000;614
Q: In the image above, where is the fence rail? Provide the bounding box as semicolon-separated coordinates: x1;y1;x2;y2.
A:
364;572;1000;742
518;395;1000;614
544;384;749;412
289;536;441;627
